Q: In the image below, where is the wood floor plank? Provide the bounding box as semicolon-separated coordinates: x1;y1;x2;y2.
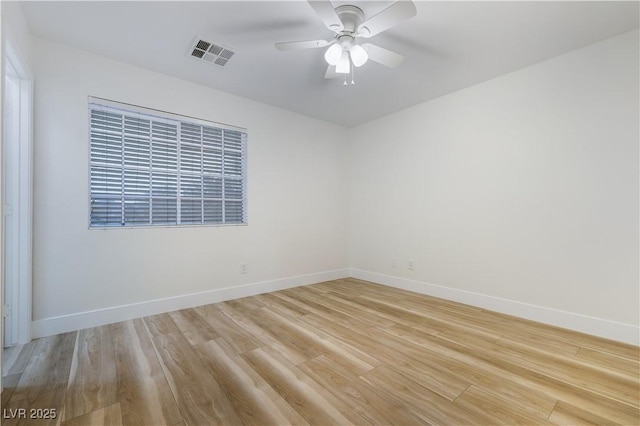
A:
1;372;22;408
225;296;266;311
382;325;558;420
111;319;183;426
143;317;243;425
296;314;381;357
215;302;312;364
276;312;381;375
495;335;635;382
249;303;380;376
62;402;123;426
363;296;505;340
548;400;619;426
470;307;640;362
432;327;640;424
2;341;37;377
241;346;356;425
453;385;557;425
194;304;264;354
196;338;309;426
360;365;481;425
290;286;399;329
438;322;637;405
227;305;323;364
498;331;581;358
299;313;471;400
273;291;361;326
314;333;379;376
576;346;640;376
2;345;23;376
322;291;405;329
366;325;474;397
340;278;410;302
167;308;219;346
298;355;425;425
306;280;346;293
493;336;639;407
9;332;77;406
64;325;118;421
143;313;182;337
253;293;311;318
570;337;639;361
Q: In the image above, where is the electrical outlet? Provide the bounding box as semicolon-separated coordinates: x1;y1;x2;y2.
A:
408;259;414;271
240;263;248;274
392;257;397;268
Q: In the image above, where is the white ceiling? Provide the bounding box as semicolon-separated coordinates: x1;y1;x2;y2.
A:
20;1;639;127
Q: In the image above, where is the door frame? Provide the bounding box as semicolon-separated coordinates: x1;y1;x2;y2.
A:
2;38;33;347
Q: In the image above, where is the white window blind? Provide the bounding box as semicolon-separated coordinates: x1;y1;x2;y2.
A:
89;99;247;228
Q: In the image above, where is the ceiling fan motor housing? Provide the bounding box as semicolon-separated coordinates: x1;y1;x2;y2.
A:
334;5;365;35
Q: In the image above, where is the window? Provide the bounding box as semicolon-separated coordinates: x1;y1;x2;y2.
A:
89;98;247;228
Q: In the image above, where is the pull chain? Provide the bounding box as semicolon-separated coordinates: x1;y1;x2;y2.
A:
343;56;355;86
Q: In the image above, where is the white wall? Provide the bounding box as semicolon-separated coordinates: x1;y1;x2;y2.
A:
1;1;32;66
349;30;639;343
31;38;349;334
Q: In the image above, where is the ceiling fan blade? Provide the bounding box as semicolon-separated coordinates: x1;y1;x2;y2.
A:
324;65;340;79
275;39;331;51
308;1;344;32
357;0;417;38
362;43;404;68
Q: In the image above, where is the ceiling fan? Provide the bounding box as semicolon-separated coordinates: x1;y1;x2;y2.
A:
275;0;417;83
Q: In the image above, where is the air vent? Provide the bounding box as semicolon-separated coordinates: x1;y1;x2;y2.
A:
190;38;235;67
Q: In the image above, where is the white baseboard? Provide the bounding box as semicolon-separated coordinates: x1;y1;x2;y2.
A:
30;267;639;346
350;268;639;346
31;268;349;339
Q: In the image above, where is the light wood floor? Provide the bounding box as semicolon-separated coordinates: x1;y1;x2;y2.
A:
2;278;639;425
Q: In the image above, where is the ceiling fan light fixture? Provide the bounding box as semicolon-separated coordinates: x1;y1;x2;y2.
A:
324;43;343;66
349;44;368;67
336;50;350;74
274;0;417;83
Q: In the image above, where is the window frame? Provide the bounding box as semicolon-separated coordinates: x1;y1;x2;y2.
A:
87;97;248;229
